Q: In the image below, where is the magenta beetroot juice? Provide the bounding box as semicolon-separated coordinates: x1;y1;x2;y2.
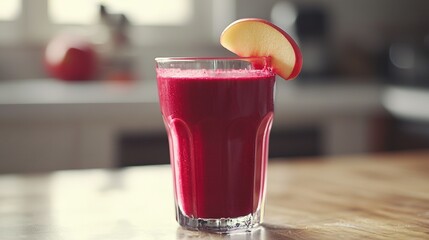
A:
156;57;275;233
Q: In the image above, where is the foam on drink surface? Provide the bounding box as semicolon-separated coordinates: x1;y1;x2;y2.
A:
156;69;274;80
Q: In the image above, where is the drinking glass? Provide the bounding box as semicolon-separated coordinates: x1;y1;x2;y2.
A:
155;57;275;233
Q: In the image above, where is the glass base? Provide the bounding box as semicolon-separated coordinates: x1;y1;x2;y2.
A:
176;207;262;234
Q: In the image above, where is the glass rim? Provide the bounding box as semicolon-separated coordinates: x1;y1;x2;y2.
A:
155;56;271;63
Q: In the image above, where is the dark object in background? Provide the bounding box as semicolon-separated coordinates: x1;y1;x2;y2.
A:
296;7;328;40
385;117;429;151
98;4;135;83
385;39;429;88
269;127;321;159
118;132;170;166
295;6;333;78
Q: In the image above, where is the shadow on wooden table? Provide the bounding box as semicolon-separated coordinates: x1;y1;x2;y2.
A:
175;223;308;240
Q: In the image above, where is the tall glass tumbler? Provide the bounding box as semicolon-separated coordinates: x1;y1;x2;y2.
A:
155;57;275;233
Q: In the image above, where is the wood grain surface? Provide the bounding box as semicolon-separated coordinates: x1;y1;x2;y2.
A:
0;151;428;239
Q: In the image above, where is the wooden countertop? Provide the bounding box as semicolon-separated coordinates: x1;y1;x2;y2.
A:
0;151;428;239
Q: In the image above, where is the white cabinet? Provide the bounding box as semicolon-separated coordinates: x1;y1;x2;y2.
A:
0;124;77;173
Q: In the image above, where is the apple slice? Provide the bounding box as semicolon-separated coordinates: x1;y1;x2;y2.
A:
220;18;302;80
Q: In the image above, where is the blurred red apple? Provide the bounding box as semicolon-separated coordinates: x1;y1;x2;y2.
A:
45;33;98;81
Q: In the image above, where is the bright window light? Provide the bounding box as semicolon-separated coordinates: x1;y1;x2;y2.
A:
0;0;21;21
49;0;193;25
49;0;98;25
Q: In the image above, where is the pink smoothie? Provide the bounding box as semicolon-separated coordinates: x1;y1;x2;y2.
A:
157;69;275;219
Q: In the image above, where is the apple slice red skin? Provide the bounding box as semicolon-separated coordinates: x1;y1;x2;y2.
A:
221;18;302;80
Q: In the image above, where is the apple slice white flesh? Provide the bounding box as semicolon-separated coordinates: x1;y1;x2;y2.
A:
220;18;302;80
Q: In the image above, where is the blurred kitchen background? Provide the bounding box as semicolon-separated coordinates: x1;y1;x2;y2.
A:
1;0;429;173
